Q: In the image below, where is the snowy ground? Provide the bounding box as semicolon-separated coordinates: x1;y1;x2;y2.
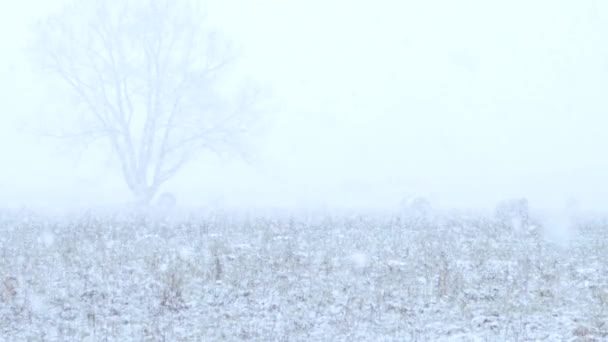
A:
0;209;607;341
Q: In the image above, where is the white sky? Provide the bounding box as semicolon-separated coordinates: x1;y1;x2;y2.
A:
1;0;608;210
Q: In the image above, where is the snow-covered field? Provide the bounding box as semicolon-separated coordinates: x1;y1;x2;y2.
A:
0;209;606;341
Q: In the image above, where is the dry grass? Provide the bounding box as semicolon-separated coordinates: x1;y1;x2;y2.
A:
0;209;606;340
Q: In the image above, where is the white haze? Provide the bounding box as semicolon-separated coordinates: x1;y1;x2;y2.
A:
1;0;608;211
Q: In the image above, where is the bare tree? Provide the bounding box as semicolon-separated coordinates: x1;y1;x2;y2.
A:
34;0;261;204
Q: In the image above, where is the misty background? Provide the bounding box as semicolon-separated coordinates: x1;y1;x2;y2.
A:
1;0;608;211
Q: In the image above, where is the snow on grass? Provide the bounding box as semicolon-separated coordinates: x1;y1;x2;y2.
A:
0;209;606;340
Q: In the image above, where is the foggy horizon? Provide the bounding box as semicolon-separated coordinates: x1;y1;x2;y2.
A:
1;0;608;211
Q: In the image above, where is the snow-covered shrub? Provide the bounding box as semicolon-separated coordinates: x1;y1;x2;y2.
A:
399;195;433;227
494;197;531;232
156;192;177;210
